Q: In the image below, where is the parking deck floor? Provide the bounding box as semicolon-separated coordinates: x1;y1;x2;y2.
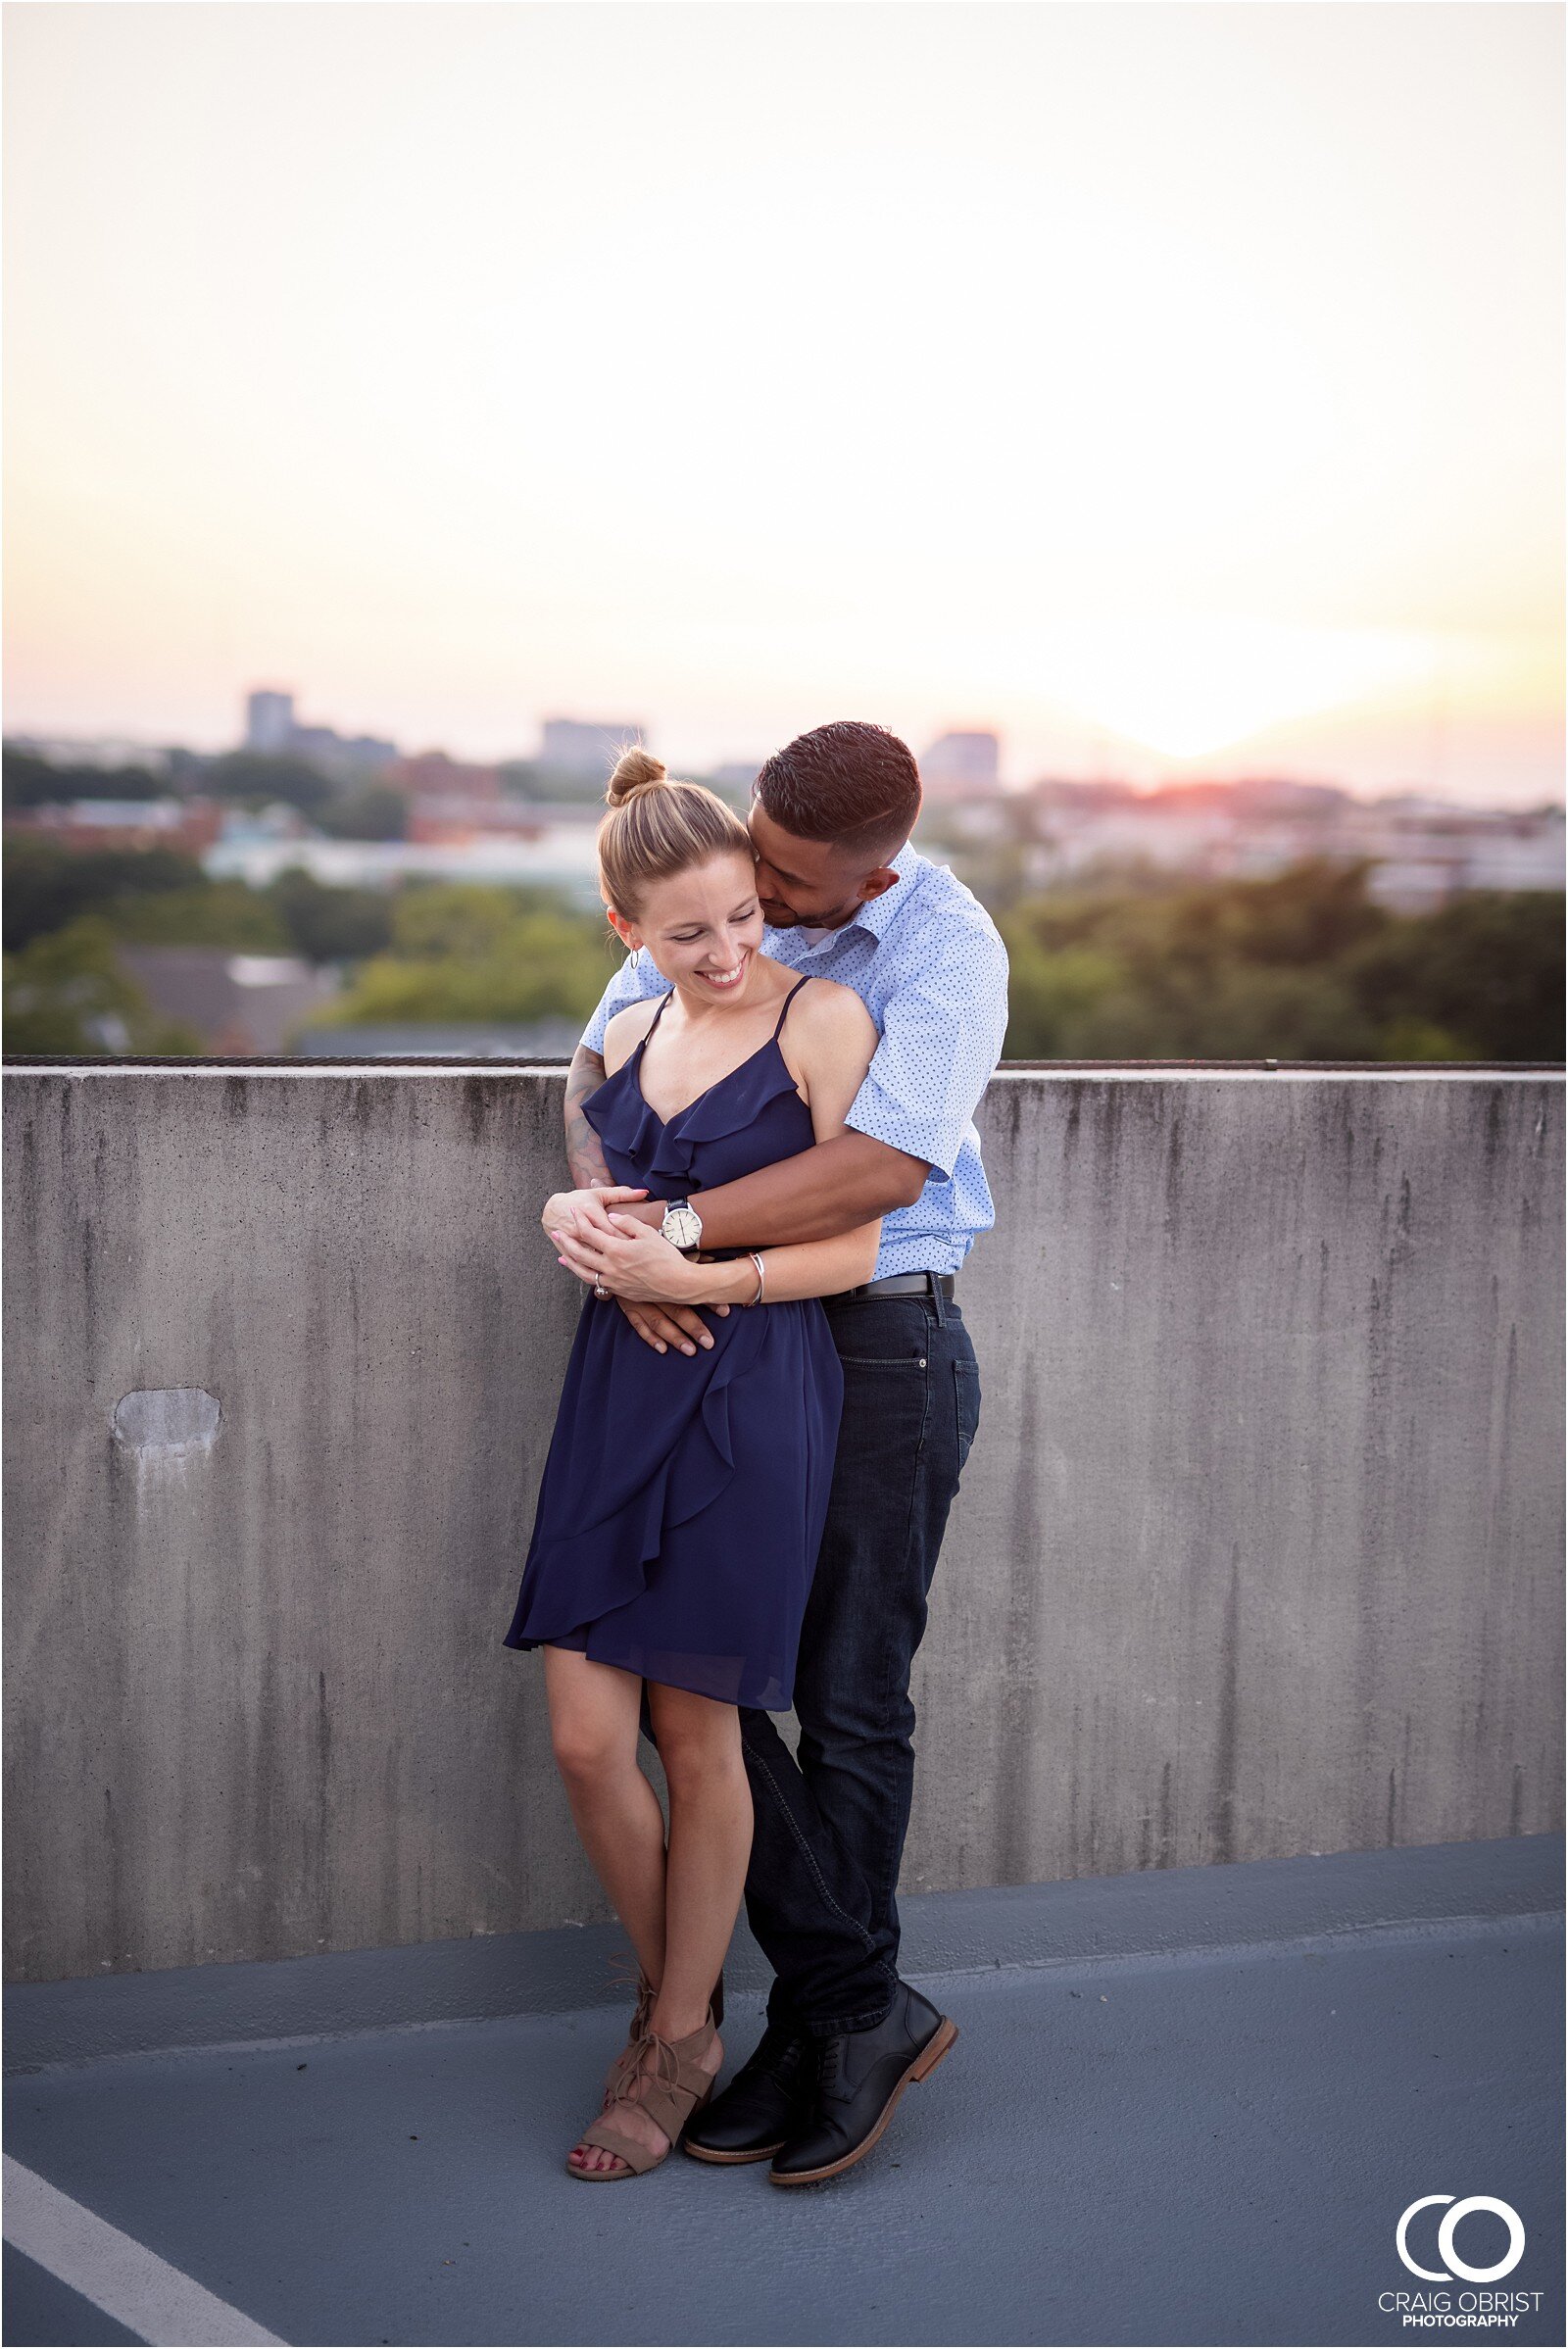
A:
4;1838;1562;2348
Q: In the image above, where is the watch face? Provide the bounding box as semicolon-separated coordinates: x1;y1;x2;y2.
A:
664;1204;702;1248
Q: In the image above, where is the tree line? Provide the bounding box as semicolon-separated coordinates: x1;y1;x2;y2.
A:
997;856;1563;1061
3;833;1561;1061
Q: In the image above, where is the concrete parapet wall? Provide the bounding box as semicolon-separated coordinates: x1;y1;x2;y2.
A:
3;1063;1562;1982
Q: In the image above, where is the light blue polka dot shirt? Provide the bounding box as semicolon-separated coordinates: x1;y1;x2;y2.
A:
578;841;1010;1279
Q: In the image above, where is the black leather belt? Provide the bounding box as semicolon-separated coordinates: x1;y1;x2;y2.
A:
820;1271;956;1306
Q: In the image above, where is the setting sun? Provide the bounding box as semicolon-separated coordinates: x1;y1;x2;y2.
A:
1044;617;1460;765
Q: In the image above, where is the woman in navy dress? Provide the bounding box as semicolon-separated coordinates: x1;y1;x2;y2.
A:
502;748;882;2179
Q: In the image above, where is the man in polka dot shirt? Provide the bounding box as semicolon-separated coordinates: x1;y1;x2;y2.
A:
561;719;1010;2184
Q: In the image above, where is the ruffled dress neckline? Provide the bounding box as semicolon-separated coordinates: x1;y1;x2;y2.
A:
584;979;812;1194
632;1027;791;1131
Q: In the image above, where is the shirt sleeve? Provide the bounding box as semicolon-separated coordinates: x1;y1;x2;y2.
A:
843;919;1010;1182
578;946;667;1057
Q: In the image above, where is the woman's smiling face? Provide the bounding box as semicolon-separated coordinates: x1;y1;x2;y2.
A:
607;850;765;1004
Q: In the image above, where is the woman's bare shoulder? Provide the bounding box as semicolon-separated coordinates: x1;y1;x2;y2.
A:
780;972;880;1120
603;993;666;1076
784;975;880;1093
792;972;879;1046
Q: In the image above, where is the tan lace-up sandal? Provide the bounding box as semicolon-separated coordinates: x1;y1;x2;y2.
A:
567;2013;720;2181
603;1953;725;2108
607;1951;724;2041
607;1949;658;2044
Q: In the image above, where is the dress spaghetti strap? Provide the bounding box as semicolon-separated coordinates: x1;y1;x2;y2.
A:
643;988;676;1038
642;972;806;1050
771;974;812;1039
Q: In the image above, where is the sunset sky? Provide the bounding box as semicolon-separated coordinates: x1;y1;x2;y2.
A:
3;2;1562;804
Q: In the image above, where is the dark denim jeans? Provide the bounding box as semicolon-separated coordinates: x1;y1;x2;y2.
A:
736;1286;982;2035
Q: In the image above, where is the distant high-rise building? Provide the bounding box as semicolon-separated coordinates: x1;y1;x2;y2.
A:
540;718;646;777
921;731;1001;797
241;687;396;778
289;725;399;780
246;690;296;754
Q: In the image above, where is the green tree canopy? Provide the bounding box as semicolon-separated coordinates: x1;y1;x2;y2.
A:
266;868;393;963
1000;861;1564;1061
108;881;290;951
315;784;409;842
3;917;202;1054
3;838;209;952
1342;889;1564;1062
2;748;167;809
314;881;617;1026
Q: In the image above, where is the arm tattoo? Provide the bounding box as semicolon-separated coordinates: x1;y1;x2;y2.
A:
564;1047;612;1189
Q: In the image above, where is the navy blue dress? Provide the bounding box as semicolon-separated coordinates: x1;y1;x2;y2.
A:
502;974;845;1710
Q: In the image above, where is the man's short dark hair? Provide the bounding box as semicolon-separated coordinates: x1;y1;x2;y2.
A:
754;720;921;866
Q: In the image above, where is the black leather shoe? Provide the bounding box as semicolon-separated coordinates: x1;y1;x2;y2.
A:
768;1982;957;2186
681;2019;815;2165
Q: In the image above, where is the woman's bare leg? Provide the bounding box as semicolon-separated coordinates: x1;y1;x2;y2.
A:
543;1646;675;2176
647;1682;753;2039
562;1677;751;2176
544;1647;668;1978
573;1684;749;2175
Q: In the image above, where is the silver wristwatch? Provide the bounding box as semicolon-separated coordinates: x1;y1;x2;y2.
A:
661;1198;704;1254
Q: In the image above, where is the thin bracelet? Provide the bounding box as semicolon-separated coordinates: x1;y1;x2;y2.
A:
746;1249;765;1306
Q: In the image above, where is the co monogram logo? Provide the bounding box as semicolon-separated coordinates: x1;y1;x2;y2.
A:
1396;2196;1526;2282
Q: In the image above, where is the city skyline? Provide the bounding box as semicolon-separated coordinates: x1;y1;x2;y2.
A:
3;5;1562;807
12;677;1568;814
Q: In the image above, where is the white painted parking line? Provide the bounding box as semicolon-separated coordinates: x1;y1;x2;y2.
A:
2;2156;285;2347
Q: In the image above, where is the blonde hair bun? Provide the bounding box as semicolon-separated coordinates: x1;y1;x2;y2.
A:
606;747;668;807
596;753;754;921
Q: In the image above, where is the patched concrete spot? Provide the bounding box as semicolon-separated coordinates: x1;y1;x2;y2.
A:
112;1389;220;1459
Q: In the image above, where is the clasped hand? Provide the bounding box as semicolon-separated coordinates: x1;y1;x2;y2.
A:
542;1183;731;1356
